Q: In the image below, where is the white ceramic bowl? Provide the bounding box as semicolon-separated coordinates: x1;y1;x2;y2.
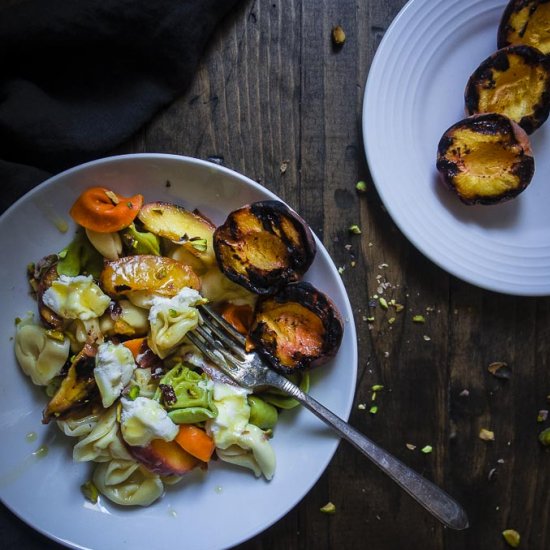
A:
0;154;357;550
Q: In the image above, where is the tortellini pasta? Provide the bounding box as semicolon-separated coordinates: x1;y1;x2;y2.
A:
200;267;256;306
93;460;164;506
73;406;133;462
129;367;159;399
94;341;136;408
42;274;111;320
57;412;101;438
65;317;103;353
99;299;149;337
15;318;70;386
207;382;276;480
85;227;122;261
147;287;207;359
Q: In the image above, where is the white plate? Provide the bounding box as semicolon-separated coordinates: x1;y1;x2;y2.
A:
363;0;550;296
0;154;357;550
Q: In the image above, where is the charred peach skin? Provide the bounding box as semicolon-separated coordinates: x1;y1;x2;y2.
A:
498;0;550;55
214;201;316;295
465;45;550;134
436;113;535;205
247;282;343;374
128;438;199;476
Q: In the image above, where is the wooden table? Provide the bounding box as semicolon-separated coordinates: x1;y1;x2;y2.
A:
2;1;549;548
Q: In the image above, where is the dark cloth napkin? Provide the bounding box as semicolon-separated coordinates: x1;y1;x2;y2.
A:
0;0;242;212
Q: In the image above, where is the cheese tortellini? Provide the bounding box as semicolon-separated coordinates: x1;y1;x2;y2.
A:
73;406;133;463
207;383;276;480
148;287;207;359
15;318;70;386
93;460;164;506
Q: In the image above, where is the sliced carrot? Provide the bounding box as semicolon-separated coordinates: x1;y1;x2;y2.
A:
122;337;147;359
174;425;215;463
69;186;143;233
220;303;254;335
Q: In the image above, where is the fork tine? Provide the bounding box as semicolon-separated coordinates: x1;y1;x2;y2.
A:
194;325;245;372
199;304;247;346
200;313;247;361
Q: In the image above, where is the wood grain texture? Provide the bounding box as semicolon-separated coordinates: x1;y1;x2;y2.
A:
2;0;550;549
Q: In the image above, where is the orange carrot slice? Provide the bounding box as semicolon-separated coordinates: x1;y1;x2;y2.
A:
174;425;215;462
122;337;146;359
220;303;253;335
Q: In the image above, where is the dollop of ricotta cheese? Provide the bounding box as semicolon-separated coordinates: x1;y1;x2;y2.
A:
94;341;136;407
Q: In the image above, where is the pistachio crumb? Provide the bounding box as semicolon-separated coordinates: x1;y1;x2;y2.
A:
537;410;548;423
349;224;362;235
394;303;404;312
479;428;495;441
357;403;366;410
369;405;378;415
412;315;426;323
421;445;433;454
379;297;388;310
81;480;99;504
423;335;431;341
366;316;375;322
539;427;550;446
406;443;416;451
388;317;396;325
502;529;520;548
355;180;367;193
338;266;345;275
331;25;346;46
371;385;384;392
320;501;336;514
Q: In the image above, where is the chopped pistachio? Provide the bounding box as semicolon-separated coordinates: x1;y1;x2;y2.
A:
371;385;384;392
388;317;396;325
355;180;367;193
394;303;405;313
189;237;208;252
423;335;431;341
128;386;140;400
357;403;366;410
320;501;336;514
104;190;119;205
349;224;362;235
502;529;520;548
406;443;416;451
539;427;550;446
421;445;433;454
81;480;99;504
369;405;378;414
155;268;167;280
351;261;356;267
366;316;375;322
488;362;511;380
371;392;377;401
338;266;345;275
331;25;346;45
379;297;388;310
479;428;495;441
412;315;426;323
46;329;65;342
537;410;548;422
169;308;179;318
14;317;22;325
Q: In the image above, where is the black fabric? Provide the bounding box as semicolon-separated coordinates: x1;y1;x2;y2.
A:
0;0;242;211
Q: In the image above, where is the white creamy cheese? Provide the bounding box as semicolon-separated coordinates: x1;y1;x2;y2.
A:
42;275;110;320
94;341;136;407
120;396;179;447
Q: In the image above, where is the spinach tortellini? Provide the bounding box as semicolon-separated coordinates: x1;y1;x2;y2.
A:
93;460;164;506
15;318;70;386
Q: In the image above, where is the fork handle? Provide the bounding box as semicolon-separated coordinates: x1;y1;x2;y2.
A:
270;373;468;530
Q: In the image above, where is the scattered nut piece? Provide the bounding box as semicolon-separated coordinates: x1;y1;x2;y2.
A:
502;529;520;548
488;361;511;380
320;501;336;514
421;445;433;454
539;427;550;446
423;335;431;341
331;25;346;46
81;480;99;504
406;443;416;451
349;224;361;235
280;160;289;174
412;315;426;323
537;410;548;423
379;297;388;310
479;428;495;441
357;403;366;410
459;389;470;397
356;180;367;193
369;405;378;415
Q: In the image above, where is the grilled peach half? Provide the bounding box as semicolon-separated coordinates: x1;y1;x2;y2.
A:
100;255;200;298
214;201;316;295
465;45;550;134
436;113;534;205
498;0;550;55
128;439;199;476
138;202;216;268
246;282;343;374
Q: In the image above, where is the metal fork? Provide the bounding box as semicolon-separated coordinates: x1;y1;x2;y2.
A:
186;304;469;530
